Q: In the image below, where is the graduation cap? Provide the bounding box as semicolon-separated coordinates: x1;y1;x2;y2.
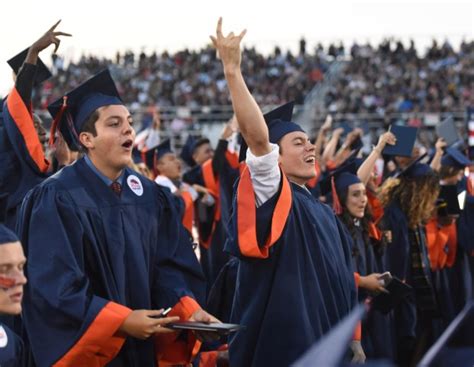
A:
382;125;418;157
291;304;367;367
418;301;474;367
47;69;123;150
0;223;19;245
143;139;174;172
437;185;462;216
441;147;472;169
436;116;460;147
132;147;144;165
7;47;52;86
239;101;303;162
320;158;360;215
392;153;432;179
155;139;173;160
180;135;197;167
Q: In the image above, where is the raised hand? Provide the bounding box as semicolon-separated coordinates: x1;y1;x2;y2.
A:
210;17;247;75
220;116;237;140
320;115;332;133
435;138;447;153
31;20;72;54
375;131;397;154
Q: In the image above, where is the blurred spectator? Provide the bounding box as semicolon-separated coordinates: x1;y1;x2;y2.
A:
324;39;474;116
30;44;331;115
13;38;471;129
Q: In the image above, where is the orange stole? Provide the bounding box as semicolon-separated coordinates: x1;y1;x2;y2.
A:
6;87;49;173
236;166;292;259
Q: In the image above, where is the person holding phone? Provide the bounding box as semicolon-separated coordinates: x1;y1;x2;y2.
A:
320;138;398;360
17;68;219;367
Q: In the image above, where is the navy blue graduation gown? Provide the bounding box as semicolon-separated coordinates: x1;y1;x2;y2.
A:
382;202;439;362
17;157;206;367
183;142;239;290
344;224;396;360
0;68;48;230
225;167;357;367
455;195;474;306
0;323;23;367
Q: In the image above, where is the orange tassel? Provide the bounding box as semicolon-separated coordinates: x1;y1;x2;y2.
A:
331;176;343;215
48;96;68;147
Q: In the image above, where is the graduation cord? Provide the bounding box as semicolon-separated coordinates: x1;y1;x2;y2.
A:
49;96;68;146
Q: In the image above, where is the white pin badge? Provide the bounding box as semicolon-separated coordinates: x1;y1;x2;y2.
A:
127;175;144;197
0;325;8;348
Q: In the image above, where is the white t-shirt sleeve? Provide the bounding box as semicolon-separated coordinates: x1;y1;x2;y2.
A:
154;175;178;194
245;143;281;207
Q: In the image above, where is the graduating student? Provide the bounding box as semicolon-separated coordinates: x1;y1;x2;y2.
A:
0;21;71;229
379;157;440;365
437;148;473;318
211;18;358;367
182;120;240;290
17;69;218;367
149;138;212;236
0;224;27;367
320;140;398;360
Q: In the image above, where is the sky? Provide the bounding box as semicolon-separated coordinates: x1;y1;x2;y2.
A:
0;0;472;95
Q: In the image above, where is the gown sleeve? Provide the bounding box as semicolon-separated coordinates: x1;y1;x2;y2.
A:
152;188;206;365
17;184;131;367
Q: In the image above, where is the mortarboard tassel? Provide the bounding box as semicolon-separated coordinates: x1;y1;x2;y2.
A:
331;176;343;215
48;96;68;147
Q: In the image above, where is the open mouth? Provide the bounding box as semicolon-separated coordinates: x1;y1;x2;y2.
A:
122;140;133;149
304;156;316;164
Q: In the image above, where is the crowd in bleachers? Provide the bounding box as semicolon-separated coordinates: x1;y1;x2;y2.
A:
28;38;474;121
31;42;330;112
325;39;474;117
2;20;474;367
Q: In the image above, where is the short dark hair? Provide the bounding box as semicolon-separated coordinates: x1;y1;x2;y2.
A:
78;110;100;152
193;138;211;153
439;165;462;180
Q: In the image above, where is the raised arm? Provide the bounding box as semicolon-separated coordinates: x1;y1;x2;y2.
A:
333;128;363;165
357;131;396;185
17;20;71;104
321;128;344;168
430;138;447;172
210;18;271;157
314;115;332;164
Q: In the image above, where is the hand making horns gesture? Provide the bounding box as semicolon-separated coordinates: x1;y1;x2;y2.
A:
31;19;72;54
210;17;247;74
